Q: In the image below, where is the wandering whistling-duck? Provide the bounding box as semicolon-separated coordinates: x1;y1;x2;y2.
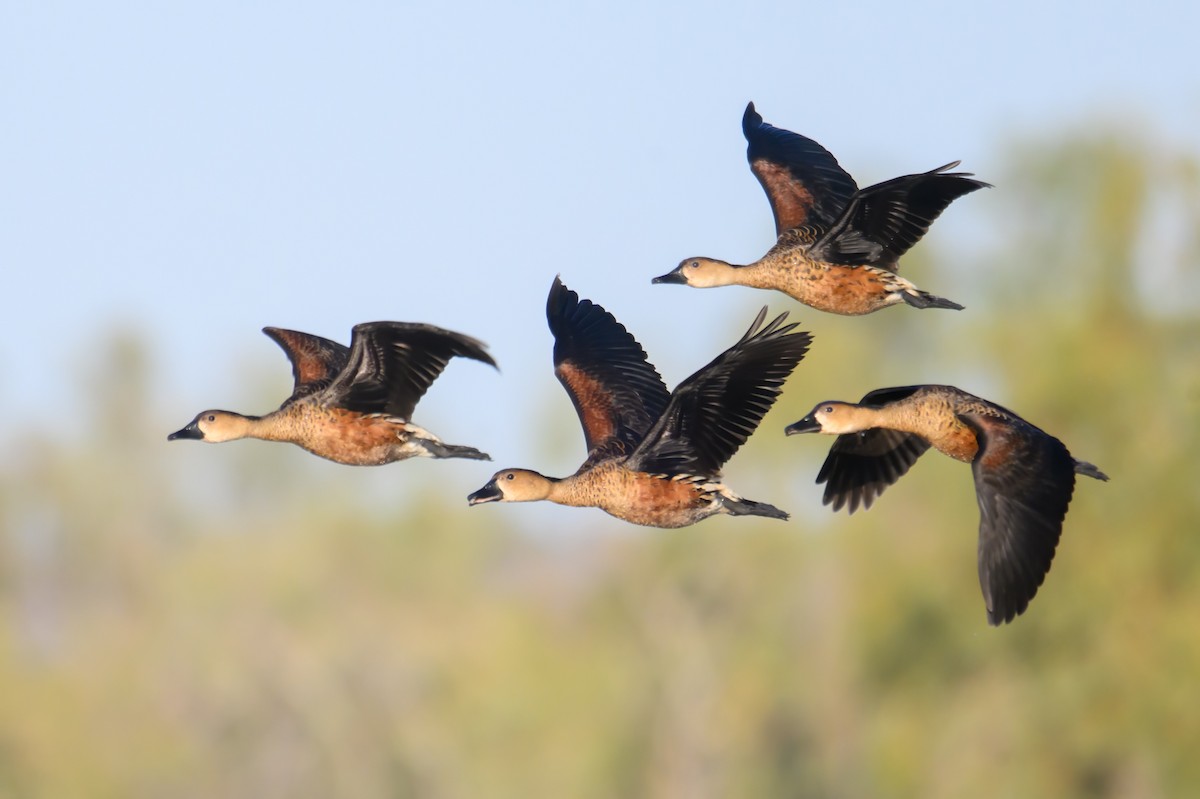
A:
168;323;497;465
785;385;1108;624
467;277;812;528
654;102;990;315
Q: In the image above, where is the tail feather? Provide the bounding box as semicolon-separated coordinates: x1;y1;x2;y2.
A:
900;288;964;311
723;496;790;521
1074;460;1109;481
419;440;492;461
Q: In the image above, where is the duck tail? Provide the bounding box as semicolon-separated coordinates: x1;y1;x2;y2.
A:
420;441;492;461
723;496;790;521
899;287;965;311
1074;460;1109;481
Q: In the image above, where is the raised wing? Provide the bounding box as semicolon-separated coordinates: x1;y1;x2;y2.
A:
809;162;990;270
323;322;496;419
743;102;859;236
548;277;670;461
961;411;1077;626
262;327;351;407
632;308;811;476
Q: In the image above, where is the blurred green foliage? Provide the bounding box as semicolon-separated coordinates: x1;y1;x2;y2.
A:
2;129;1198;798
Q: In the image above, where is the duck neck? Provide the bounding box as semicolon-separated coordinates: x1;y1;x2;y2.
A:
867;399;978;463
552;463;632;510
815;404;887;437
706;260;747;287
239;412;291;443
721;256;788;291
543;475;585;506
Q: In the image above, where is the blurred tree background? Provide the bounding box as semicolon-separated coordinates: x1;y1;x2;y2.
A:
2;128;1198;798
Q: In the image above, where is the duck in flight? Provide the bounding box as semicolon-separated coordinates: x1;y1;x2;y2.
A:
168;322;496;465
467;277;811;527
654;102;989;315
786;385;1108;624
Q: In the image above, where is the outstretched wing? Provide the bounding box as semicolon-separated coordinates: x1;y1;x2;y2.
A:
548;276;670;461
632;308;811;476
322;322;497;419
262;327;351;408
809;162;990;269
743;101;859;236
962;411;1077;626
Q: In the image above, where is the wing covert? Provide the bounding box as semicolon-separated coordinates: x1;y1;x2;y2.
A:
547;277;670;459
262;327;351;407
743;102;859;235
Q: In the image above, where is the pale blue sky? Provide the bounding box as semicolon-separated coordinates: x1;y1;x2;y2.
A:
3;2;1197;483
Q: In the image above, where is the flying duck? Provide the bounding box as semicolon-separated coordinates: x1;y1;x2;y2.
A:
467;277;811;527
169;322;496;465
654;102;989;315
786;385;1108;624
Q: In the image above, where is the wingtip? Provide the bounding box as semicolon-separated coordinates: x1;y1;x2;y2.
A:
738;305;808;345
465;345;500;371
547;274;580;327
985;604;1023;627
930;162;994;191
548;273;574;302
742;101;763;133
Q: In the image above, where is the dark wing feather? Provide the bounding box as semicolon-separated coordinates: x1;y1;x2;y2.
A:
632;308;811;476
809;163;990;269
743;102;859;236
816;428;932;513
813;386;932;512
961;412;1077;626
322;322;496;419
262;327;351;408
547;277;670;460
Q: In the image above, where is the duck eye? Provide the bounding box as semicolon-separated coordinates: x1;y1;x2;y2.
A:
823;406;834;414
689;260;699;268
505;473;515;480
207;414;216;422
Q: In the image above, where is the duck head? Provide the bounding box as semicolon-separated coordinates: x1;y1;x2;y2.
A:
467;469;555;505
785;401;865;436
168;410;253;443
652;257;738;288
